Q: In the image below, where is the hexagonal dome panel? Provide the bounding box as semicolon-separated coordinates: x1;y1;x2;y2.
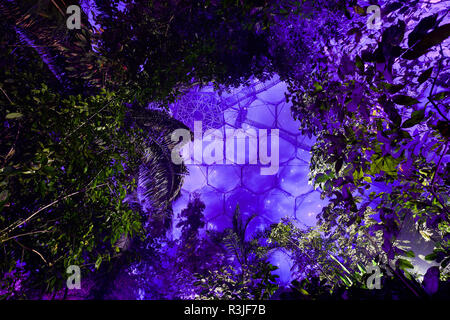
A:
182;166;207;192
295;191;327;226
207;165;241;193
246;101;276;127
225;188;261;217
279;160;312;197
242;166;278;194
170;75;327;235
262;189;295;223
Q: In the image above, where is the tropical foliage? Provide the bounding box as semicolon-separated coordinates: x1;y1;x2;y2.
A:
0;0;449;299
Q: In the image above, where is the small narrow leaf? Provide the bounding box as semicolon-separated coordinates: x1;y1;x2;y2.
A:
6;113;23;119
418;67;433;84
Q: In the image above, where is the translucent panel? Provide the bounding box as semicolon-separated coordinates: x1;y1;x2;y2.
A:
279;161;312;197
170;75;327;236
296;147;311;163
207;165;241;193
295;191;328;226
278;136;296;164
255;80;287;104
262;189;295;223
182;166;207;192
268;250;293;285
277;103;301;135
245;100;276;127
207;213;232;232
196;186;226;221
225;188;261;217
244;215;272;240
242;166;278;193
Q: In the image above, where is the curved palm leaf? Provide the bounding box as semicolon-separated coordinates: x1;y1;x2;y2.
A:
0;0;104;93
125;106;191;235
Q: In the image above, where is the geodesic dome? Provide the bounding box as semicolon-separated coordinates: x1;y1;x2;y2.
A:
171;89;225;132
170;76;328;252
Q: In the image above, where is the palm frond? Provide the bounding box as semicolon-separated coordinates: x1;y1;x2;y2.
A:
125;107;191;234
0;0;104;92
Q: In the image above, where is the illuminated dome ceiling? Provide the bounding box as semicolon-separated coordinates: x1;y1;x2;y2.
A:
169;76;328;243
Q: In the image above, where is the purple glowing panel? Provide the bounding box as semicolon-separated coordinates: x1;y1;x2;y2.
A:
170;75;328;237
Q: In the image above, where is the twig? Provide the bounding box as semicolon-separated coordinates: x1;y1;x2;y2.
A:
1;229;51;243
431;141;449;186
428;58;449;121
0;87;13;104
0;183;107;237
50;0;66;17
430;141;450;216
61;99;115;143
13;239;48;265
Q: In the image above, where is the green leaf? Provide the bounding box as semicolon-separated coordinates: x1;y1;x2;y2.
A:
43;166;56;176
430;91;449;101
335;158;343;174
353;5;365;15
95;255;103;270
355;55;364;73
315;173;330;184
405;250;415;258
402;109;425;128
380;82;405;94
424;253;437;261
357;263;366;273
397;258;414;270
299;288;309;295
441;257;450;269
393;95;419;106
0;190;8;202
313;82;323;92
5;113;23;119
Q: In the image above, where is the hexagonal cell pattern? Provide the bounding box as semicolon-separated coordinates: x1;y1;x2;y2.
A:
207;166;241;193
182;166;207;192
242;166;278;194
170;75;327;237
262;189;294;223
279;160;312;197
295;190;328;227
225;188;261;217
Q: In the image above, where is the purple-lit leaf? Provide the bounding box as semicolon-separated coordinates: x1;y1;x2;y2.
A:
417;67;433;84
393;95;419;106
404;23;450;59
402;109;425;128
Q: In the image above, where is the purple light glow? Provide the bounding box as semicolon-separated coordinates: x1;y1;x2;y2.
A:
170;76;329;282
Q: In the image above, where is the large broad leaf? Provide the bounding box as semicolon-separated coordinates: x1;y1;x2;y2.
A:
393;94;419;106
380;82;405;94
397;258;414;270
436;120;450;138
402;109;425;128
384;2;404;15
404;23;450;60
355;55;364;73
335;158;344;174
339;54;356;76
408;14;438;47
430;91;449;101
